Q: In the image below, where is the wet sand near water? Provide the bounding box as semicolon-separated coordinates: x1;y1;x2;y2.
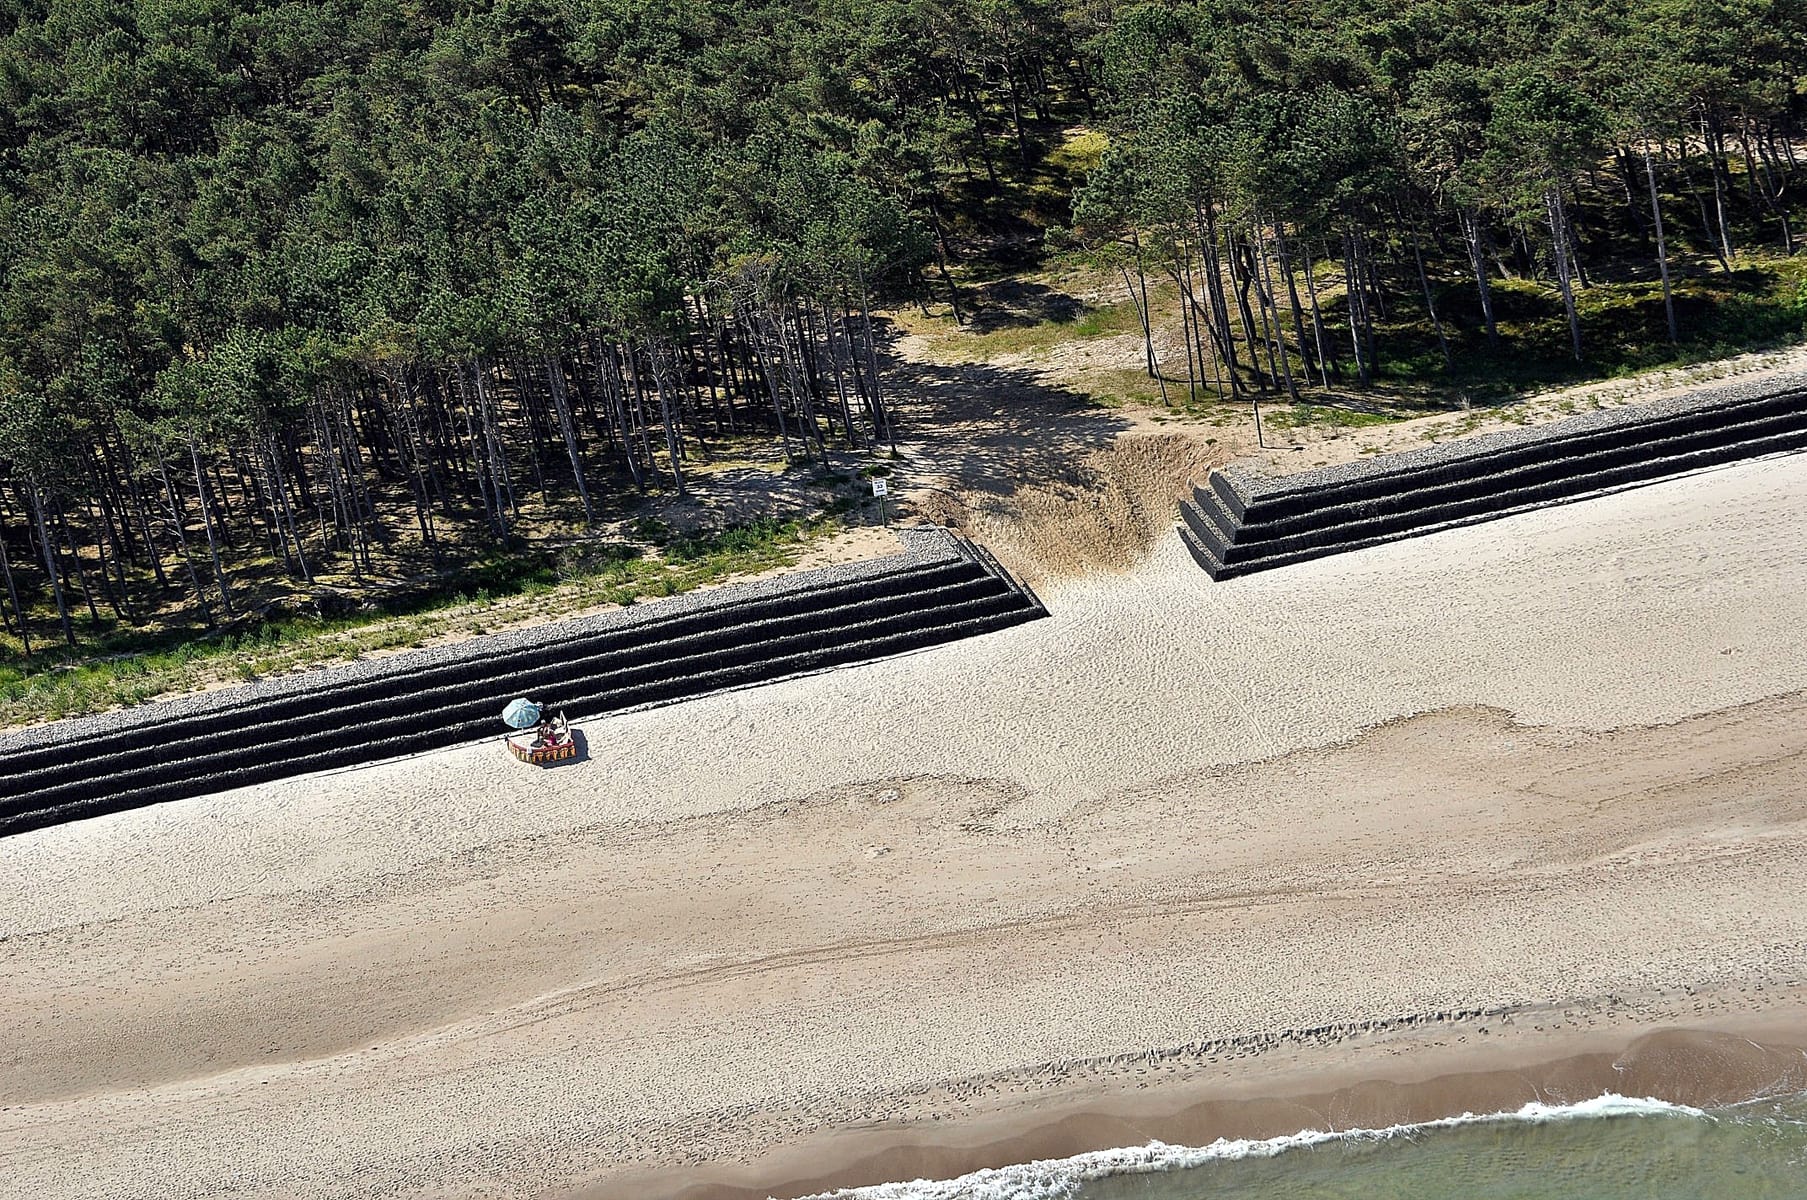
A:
644;1016;1807;1200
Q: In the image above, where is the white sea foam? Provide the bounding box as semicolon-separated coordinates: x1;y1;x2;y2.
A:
793;1094;1709;1200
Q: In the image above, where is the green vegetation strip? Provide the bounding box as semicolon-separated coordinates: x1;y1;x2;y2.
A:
0;517;834;729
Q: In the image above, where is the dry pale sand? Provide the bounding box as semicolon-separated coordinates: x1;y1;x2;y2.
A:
3;454;1807;1198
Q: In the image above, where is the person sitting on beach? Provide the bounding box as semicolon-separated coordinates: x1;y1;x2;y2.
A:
534;707;560;748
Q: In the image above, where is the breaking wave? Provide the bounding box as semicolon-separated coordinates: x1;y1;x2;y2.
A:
799;1094;1710;1200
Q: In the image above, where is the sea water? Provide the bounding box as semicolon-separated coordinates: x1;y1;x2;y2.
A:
812;1093;1807;1200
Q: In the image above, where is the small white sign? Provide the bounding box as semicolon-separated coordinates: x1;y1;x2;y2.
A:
870;478;889;497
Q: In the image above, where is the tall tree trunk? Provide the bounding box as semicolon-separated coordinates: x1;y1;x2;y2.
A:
1741;114;1795;252
1197;202;1245;398
1225;230;1267;388
1252;216;1300;402
744;312;798;460
647;342;688;496
511;360;551;502
1546;189;1585;362
1274;223;1322;387
1774;121;1800;182
1643;142;1680;346
156;456;214;627
1736;113;1761;208
1407;218;1452;369
1614;147;1654;245
1302;248;1335;379
1118;248;1168;404
109;433;171;589
1184;241;1220;395
791;302;829;435
343;389;382;573
85;457;134;617
925;199;966;324
1705;111;1737;265
856;264;896;454
51;503;102;622
1677;133;1733;273
624;346;662;472
30;483;76;647
602;340;647;489
1001;56;1032;167
1129;231;1162;382
207;458;237;535
1172;255;1202;403
399;374;443;560
1461;209;1501;348
816;295;862;448
714;319;741;432
0;528;29;656
772;305;827;459
86;447;134;577
242;440;287;565
474;360;519;526
1563;185;1593;289
190;442;236;618
1360;230;1389;321
1240;238;1281;388
838;297;886;447
324;388;370;568
76;494;129;621
453;364;503;534
1342;232;1372;387
310;394;352;561
544;357;596;524
265;435;314;584
1125;244;1157;370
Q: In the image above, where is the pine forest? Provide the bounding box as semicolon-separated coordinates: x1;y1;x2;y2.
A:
1;0;1804;708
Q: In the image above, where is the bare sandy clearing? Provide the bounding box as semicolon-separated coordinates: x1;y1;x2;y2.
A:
884;299;1807;586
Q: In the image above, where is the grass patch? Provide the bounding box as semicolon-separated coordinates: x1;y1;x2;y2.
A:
1261;403;1401;432
1045;128;1108;182
1120;252;1807;427
912;294;1147;362
1355;256;1807;406
0;515;836;728
1073;365;1184;411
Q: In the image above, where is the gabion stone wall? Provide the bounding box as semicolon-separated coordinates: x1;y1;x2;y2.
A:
0;527;1045;838
1181;375;1807;580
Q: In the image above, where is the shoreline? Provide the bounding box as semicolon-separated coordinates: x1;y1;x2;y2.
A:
614;996;1807;1200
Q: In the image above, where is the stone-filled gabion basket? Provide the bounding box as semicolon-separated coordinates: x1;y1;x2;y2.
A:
1181;374;1807;580
0;527;1044;838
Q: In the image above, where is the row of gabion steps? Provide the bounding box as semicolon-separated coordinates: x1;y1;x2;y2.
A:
1180;389;1807;580
0;533;1044;838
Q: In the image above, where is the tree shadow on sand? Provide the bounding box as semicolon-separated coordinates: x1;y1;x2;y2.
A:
963;278;1085;333
877;321;1136;508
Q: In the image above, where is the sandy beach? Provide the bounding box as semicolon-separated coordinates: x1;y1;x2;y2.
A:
4;452;1807;1198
